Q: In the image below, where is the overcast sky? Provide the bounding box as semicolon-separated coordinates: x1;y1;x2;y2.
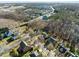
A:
0;0;79;3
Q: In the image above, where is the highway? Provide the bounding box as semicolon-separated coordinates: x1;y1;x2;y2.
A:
16;6;55;28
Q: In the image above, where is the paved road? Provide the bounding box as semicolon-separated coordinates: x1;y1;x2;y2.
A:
17;9;54;28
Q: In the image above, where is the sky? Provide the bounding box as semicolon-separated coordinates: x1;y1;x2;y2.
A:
0;0;79;3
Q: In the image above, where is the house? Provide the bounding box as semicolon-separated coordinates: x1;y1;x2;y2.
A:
18;41;33;54
45;37;57;50
42;16;48;20
58;46;67;53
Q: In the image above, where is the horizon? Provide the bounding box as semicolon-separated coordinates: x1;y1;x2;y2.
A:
0;0;79;3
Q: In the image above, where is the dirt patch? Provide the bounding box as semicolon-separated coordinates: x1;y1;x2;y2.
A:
0;18;20;29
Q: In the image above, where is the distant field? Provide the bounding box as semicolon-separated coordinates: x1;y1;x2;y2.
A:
0;18;20;29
